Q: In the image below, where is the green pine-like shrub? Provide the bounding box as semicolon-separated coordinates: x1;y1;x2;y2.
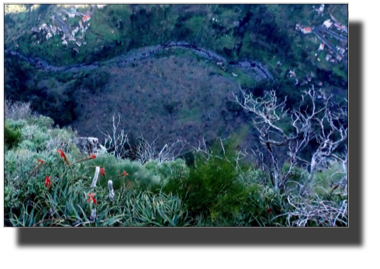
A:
160;135;253;224
5;119;23;149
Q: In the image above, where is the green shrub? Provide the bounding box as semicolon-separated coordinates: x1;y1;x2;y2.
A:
162;137;251;223
186;183;287;227
84;153;161;191
45;126;77;153
18;140;37;151
5;119;23;148
144;158;189;186
239;167;270;186
21;124;50;151
239;184;287;226
281;162;306;192
5;118;27;129
34;115;54;129
310;163;347;201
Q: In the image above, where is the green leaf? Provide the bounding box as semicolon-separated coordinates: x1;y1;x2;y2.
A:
28;208;35;227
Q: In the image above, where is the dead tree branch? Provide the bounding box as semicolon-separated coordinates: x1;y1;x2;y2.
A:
131;134;186;165
231;85;347;191
97;113;128;159
274;196;348;227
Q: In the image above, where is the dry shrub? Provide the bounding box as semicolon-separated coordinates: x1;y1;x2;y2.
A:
5;99;34;121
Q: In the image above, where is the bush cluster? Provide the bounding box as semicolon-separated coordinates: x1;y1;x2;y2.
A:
5;119;23;149
4;103;347;227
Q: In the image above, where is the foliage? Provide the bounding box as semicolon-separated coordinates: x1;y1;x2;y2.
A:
4;101;348;227
5;119;23;149
160;136;251;224
145;159;189;186
84;153;161;191
310;162;347;202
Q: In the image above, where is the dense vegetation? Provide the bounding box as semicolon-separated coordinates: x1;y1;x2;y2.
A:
4;101;347;227
4;4;348;134
5;4;347;70
4;4;348;227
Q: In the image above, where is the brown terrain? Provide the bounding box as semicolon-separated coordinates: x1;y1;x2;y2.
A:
71;52;259;148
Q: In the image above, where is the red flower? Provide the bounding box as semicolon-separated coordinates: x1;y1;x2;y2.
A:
100;168;105;176
87;193;97;204
267;208;272;214
38;158;44;163
123;170;129;176
45;176;51;189
57;148;70;165
57;148;66;158
89;153;96;159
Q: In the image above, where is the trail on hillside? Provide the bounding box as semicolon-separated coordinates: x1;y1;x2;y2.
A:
5;41;273;80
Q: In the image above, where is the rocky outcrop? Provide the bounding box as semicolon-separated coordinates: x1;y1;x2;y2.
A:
74;137;106;154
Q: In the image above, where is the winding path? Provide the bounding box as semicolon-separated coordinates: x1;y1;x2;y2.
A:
5;41;273;81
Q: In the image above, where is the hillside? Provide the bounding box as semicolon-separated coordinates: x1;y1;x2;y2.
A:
4;4;348;227
5;4;348;147
4;101;348;227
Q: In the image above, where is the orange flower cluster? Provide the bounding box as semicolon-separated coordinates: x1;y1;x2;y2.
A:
57;149;70;165
87;193;97;204
45;176;51;190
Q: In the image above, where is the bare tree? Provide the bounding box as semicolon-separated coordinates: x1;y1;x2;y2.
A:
292;88;347;194
274;195;348;227
97;113;128;159
97;113;185;164
129;135;185;165
231;85;347;191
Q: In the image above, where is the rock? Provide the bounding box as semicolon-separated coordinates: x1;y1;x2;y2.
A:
74;137;101;154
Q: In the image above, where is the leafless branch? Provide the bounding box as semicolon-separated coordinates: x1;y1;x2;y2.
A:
97;113;128;159
231;85;347;191
132;135;186;165
276;196;348;227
